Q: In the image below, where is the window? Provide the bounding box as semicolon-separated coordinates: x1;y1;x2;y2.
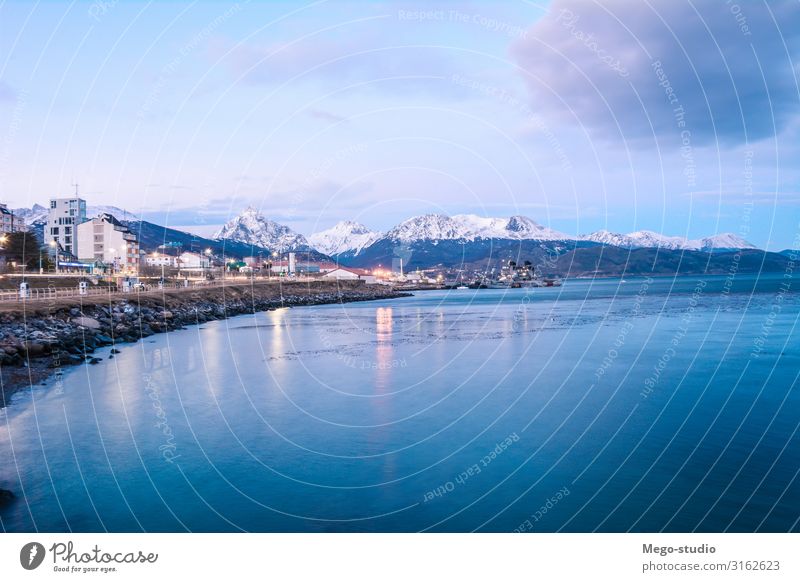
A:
65;227;71;234
50;201;56;209
51;227;59;235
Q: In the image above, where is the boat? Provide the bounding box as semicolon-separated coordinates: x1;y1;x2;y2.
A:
455;285;469;290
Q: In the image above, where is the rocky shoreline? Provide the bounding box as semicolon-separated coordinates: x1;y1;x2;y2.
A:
0;280;410;405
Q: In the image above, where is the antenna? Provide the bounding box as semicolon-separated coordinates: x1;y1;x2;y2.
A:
71;182;79;197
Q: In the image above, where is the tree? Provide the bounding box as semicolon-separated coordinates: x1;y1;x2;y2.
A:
0;231;50;270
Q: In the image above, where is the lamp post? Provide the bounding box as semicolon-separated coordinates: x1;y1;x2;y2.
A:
152;252;165;282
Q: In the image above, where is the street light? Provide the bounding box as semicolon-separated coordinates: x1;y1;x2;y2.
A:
152;252;164;281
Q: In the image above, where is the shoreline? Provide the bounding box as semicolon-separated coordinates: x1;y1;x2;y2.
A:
0;280;410;406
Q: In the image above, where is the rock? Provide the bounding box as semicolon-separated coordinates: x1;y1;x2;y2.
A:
89;357;102;365
95;334;113;345
72;316;101;330
161;311;173;319
110;348;121;354
0;488;14;505
22;342;47;357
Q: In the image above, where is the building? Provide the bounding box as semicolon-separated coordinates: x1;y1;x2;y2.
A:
47;196;87;257
321;267;361;280
0;203;21;233
145;253;179;268
76;213;139;273
177;251;210;270
269;260;320;275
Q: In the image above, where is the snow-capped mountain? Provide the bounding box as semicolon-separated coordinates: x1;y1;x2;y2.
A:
383;213;571;243
692;233;757;251
12;203;138;226
213;206;308;250
580;230;755;251
308;221;382;257
12;204;139;227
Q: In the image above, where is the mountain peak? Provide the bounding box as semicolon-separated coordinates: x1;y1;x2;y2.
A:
213;208;308;251
308;220;382;257
580;229;756;251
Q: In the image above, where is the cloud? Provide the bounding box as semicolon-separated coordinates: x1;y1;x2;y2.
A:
307;108;348;123
511;0;800;146
208;29;461;95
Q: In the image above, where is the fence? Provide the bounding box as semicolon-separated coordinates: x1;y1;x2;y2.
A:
0;276;325;303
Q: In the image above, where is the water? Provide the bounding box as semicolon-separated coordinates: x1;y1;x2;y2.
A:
1;274;798;532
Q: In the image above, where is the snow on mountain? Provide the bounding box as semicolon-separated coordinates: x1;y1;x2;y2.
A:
308;220;382;257
383;213;572;243
11;203;49;225
580;229;755;250
694;233;756;251
498;215;571;240
13;203;139;226
385;214;465;242
212;206;308;250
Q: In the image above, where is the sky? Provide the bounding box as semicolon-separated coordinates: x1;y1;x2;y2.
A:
0;0;798;249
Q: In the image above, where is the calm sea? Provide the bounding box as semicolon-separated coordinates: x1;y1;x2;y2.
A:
1;274;798;532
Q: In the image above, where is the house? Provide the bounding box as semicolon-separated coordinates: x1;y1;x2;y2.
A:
145;253;179;268
47;195;87;257
322;267;362;280
0;203;21;233
76;212;139;274
177;251;210;270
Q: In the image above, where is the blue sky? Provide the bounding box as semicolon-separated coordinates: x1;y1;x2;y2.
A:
0;0;798;249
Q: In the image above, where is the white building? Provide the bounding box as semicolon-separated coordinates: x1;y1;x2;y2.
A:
177;251;210;270
76;213;139;273
0;203;21;234
47;196;87;257
145;253;179;268
322;267;361;280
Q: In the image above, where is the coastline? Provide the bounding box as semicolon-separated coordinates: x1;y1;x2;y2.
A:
0;280;410;406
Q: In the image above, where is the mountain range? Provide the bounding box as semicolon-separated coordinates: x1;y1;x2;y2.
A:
12;204;787;277
304;213;755;258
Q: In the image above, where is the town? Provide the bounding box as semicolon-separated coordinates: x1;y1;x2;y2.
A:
0;192;562;301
